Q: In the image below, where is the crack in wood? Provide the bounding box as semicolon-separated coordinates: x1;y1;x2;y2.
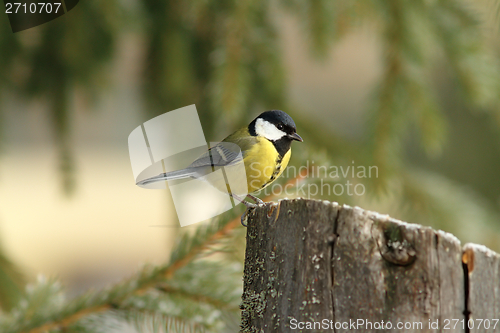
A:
241;199;499;333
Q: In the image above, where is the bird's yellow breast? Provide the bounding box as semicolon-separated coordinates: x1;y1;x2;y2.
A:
243;137;291;193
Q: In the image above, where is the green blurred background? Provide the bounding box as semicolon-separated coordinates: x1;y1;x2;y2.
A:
1;0;500;331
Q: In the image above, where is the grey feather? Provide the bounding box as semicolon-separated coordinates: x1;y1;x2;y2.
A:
136;142;243;186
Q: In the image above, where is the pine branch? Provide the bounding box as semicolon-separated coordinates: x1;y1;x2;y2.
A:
25;305;110;333
210;0;254;130
119;309;207;333
16;220;238;333
431;0;500;108
7;172;308;333
155;285;240;312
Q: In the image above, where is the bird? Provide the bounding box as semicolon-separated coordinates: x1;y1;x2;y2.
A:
137;110;303;224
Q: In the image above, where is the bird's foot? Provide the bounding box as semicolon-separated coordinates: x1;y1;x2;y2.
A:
231;193;258;208
232;194;263;227
241;200;257;209
240;200;258;227
241;210;249;227
246;194;264;205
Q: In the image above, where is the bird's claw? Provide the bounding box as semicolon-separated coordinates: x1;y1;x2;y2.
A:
240;205;258;227
237;194;265;227
241;210;249;227
246;193;264;205
243;202;257;208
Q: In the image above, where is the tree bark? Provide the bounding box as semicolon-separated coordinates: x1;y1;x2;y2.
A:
463;243;500;333
240;198;489;333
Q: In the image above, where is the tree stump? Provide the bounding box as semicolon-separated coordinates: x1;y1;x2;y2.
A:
241;199;500;333
463;244;500;333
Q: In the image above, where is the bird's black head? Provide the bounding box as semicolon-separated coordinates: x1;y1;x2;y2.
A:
249;110;303;156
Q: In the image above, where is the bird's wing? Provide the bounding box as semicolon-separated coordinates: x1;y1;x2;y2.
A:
136;168;196;185
137;128;256;186
187;126;258;168
137;142;245;186
186;141;244;170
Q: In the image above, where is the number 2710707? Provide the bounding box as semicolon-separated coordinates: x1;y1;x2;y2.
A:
5;3;62;14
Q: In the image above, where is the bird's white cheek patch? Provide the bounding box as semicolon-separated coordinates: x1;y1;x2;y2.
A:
255;118;286;141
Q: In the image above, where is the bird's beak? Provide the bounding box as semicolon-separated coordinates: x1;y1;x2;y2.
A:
289;132;303;142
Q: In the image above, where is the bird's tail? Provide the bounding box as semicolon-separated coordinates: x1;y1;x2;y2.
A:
136;169;196;186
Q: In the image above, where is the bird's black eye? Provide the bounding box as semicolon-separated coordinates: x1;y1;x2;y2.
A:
277;123;284;130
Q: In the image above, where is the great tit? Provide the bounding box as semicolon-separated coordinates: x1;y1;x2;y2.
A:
137;110;302;217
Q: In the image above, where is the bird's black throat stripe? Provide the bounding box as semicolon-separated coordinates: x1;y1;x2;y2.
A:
272;137;292;157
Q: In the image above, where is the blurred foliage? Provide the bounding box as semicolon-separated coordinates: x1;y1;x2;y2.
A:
0;210;245;333
141;0;287;137
0;245;24;311
1;0;120;194
1;0;500;331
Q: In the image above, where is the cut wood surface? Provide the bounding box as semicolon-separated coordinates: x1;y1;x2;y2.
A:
241;199;499;333
463;243;500;333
